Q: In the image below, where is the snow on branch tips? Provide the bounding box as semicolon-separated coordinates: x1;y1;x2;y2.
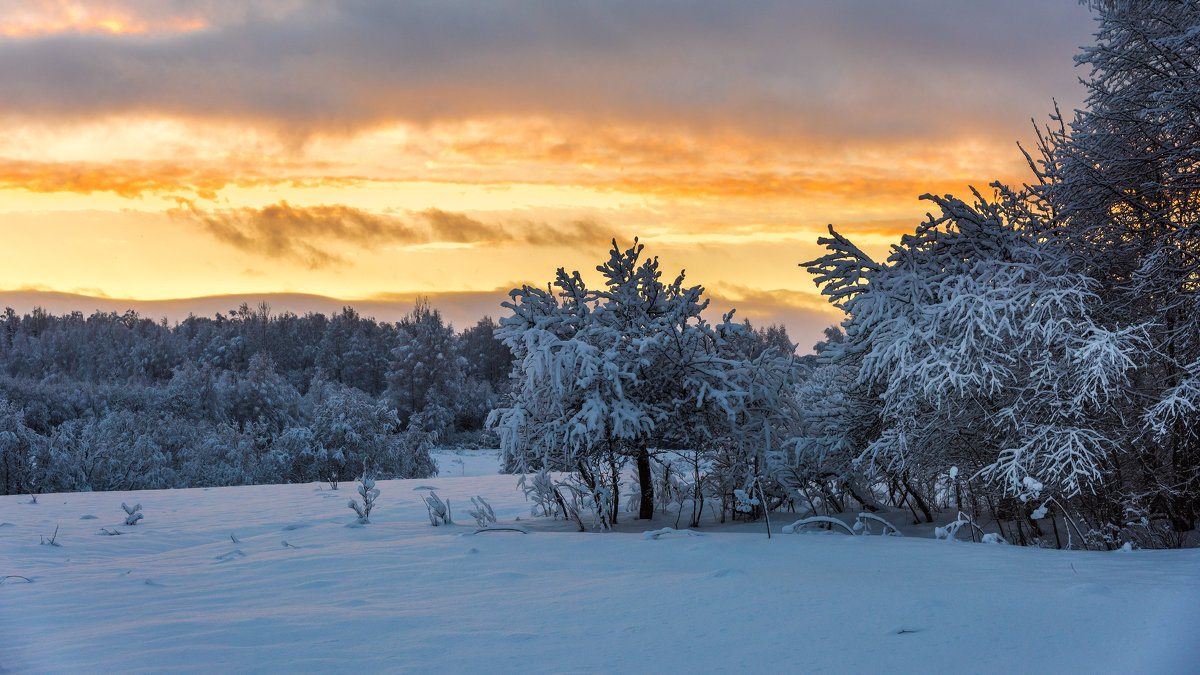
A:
348;475;378;525
491;237;797;527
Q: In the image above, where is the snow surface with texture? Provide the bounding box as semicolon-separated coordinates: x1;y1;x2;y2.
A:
2;449;1198;673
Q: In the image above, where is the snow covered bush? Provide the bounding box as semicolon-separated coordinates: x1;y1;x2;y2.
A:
467;496;496;529
781;516;855;536
517;468;564;519
424;491;451;526
122;502;143;526
853;513;902;537
299;385;438;488
933;512;986;543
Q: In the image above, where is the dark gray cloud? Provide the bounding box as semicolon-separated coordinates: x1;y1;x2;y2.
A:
172;201;618;267
174;201;424;268
0;1;1094;143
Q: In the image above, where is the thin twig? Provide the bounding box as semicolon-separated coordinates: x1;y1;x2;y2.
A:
473;527;529;534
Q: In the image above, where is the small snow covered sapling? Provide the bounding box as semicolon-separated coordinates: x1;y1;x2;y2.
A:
934;511;986;542
40;525;61;546
348;475;379;524
121;502;143;526
517;469;562;518
734;477;772;538
853;512;903;536
733;488;759;514
467;496;496;529
424;491;451;526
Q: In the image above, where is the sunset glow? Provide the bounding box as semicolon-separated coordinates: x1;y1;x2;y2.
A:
0;0;1093;346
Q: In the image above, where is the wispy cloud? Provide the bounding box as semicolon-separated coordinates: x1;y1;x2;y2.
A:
0;158;367;199
171;202;619;268
171;202;420;268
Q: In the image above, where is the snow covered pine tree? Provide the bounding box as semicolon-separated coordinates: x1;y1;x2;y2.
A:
490;239;746;521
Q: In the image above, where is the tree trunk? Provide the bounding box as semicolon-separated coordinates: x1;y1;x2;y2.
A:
608;450;621;525
637;446;654;520
903;475;934;523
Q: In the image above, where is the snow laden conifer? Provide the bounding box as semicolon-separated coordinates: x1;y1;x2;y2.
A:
490;238;748;522
385;297;464;435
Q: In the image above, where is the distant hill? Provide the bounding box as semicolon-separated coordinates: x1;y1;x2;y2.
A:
0;289;511;329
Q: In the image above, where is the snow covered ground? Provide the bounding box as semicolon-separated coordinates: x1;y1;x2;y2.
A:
2;449;1198;673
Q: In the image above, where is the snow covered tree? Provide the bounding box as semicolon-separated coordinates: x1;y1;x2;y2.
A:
315;307;391;395
1026;0;1200;532
794;1;1200;545
221;352;302;435
303;386;437;487
772;328;882;517
491;239;746;520
0;397;45;496
805;188;1144;522
454;317;514;431
385;298;463;434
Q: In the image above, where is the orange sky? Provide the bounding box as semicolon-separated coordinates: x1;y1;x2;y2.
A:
0;1;1094;348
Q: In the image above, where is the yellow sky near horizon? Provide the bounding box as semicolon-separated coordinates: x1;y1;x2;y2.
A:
0;1;1094;346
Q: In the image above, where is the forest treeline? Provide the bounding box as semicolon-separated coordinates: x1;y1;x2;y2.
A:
0;300;515;493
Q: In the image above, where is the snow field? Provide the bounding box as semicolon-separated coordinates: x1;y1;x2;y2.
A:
2;450;1198;673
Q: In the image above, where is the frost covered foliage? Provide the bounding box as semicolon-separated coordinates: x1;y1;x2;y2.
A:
1025;0;1200;534
121;502;143;526
491;238;799;524
795;1;1200;547
0;396;45;496
424;491;451;526
808;191;1142;502
0;300;508;494
347;476;378;524
278;385;438;488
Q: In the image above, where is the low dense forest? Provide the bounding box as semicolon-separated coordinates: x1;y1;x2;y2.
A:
0;301;520;492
